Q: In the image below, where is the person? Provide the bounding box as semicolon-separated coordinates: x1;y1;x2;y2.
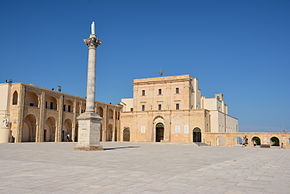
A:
245;136;248;146
66;133;70;142
253;140;257;147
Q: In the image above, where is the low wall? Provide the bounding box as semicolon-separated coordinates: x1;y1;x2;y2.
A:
203;132;290;149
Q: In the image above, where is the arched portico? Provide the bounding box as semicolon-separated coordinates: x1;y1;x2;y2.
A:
44;117;56;142
22;114;37;142
63;119;72;142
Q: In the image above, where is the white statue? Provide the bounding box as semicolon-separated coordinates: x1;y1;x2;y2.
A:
2;118;9;128
91;21;95;35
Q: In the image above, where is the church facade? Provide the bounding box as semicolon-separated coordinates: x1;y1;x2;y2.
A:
120;75;238;143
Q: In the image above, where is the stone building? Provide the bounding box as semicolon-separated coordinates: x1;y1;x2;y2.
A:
120;75;238;143
0;82;122;143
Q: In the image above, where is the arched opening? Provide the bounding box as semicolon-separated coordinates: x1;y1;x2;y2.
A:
97;107;103;117
46;96;57;110
63;119;72;142
270;137;280;146
44;117;56;142
114;127;117;141
99;124;102;141
64;100;73;112
75;124;78;142
106;124;113;141
155;123;164;142
234;136;243;145
193;127;201;142
108;109;113;119
217;136;226;146
123;128;130;141
252;136;261;146
12;91;18;105
25;92;39;107
22;114;37;142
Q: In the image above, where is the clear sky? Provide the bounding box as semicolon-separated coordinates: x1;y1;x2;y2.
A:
0;0;289;132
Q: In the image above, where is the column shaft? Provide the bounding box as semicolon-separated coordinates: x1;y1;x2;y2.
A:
85;47;96;112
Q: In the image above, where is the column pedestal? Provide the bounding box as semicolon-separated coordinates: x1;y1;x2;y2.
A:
0;127;10;143
75;112;103;151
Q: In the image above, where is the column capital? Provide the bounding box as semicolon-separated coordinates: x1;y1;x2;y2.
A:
84;35;102;49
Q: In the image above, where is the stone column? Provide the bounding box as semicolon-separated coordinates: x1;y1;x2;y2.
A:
72;99;77;142
37;91;45;142
112;109;116;141
16;85;25;142
56;95;64;142
75;27;103;151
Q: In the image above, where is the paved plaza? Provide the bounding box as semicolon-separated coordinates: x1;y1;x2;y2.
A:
0;142;289;194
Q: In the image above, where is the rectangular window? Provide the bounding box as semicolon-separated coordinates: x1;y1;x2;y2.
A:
158;104;162;111
50;102;53;110
158;89;162;95
176;103;180;110
68;105;71;112
130;108;133;112
142;105;145;111
142;90;145;96
45;102;48;109
176;88;179;94
63;105;66;111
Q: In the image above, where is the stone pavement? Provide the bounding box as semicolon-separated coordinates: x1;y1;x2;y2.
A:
0;142;289;194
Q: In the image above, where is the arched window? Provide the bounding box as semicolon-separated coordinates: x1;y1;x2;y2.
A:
12;91;18;105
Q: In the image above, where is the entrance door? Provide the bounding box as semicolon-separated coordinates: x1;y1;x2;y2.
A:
156;123;164;142
193;127;201;142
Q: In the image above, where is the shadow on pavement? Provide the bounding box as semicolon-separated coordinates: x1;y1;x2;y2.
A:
104;146;140;151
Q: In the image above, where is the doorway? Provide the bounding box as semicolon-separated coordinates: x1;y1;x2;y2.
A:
156;123;164;142
193;127;201;142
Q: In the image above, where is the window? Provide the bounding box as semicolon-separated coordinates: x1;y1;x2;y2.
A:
142;90;145;96
130;108;133;112
158;89;162;95
29;103;34;107
158;104;162;111
176;103;180;110
142;105;145;111
12;91;18;105
63;105;66;111
50;102;54;110
176;88;179;94
45;102;48;109
68;105;71;112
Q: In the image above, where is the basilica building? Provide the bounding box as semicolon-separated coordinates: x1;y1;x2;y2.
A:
120;75;238;143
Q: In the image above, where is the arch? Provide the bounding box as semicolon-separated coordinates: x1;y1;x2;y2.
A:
108;109;113;119
44;117;56;142
99;123;102;141
97;107;104;117
252;136;261;146
155;122;164;142
123;128;130;141
25;92;39;107
12;91;18;105
270;136;280;146
193;127;201;142
234;136;243;145
63;119;72;142
22;114;37;142
46;96;57;110
64;99;73;112
216;136;226;146
75;124;78;142
106;124;113;141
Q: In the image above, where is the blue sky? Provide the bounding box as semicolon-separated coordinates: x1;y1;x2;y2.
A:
0;0;289;132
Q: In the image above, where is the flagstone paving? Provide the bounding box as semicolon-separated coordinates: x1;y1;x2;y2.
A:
0;142;289;194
